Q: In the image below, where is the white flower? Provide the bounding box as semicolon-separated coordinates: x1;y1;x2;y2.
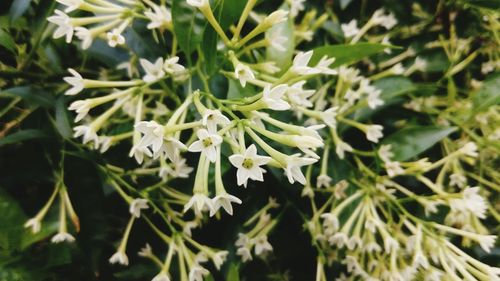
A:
289;0;306;17
73;125;99;148
385;161;404;177
391;63;405;75
372;10;397;30
329;232;348;248
188;264;209;281
130;145;153;164
133;121;165;154
24;218;41;233
145;4;172;30
286;81;315;107
64;68;84;95
414;57;427;71
171;158;194;178
383;236;399;253
320;107;338;128
335;141;353;159
183;193;213;214
182;220;198;237
366;125;384;143
152;272;171;281
266;26;287;52
188;129;223;163
47;10;73;43
210;193;242;216
107;29;125;47
293;135;324;158
341;19;359;38
477;235;497;253
236;247;253;262
56;0;83;13
451;186;487;219
301;186;314;198
155;137;187;161
321;213;339;233
367;88;384;109
68;100;91;122
378;144;394;162
229;145;271;187
234;62;255;87
363;242;382;253
460;142;478;158
138;244;153;257
316;56;337;75
129;198;149;218
262;84;290;110
202;109;230;133
235;233;250;247
449;173;466;188
283;155;317;185
109;250;129;266
140;57;166;83
186;0;208;8
253;235;273;256
263;10;288;26
98;136;112;153
212;251;229;270
291;51;320;75
163;56;185;74
51;232;75;243
316;174;332;188
74;27;93;49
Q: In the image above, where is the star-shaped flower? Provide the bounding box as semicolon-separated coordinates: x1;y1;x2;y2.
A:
228;144;271;187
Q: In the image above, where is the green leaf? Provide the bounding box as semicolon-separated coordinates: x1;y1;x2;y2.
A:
226;79;256;99
462;0;500;10
0;189;27;252
0;129;50;147
0;86;54;108
0;29;16;53
172;0;206;58
340;0;354;9
9;0;32;20
310;43;395;67
54;97;73;139
226;263;240;281
473;72;500;113
382;126;457;161
218;0;246;29
353;77;415;121
266;3;294;71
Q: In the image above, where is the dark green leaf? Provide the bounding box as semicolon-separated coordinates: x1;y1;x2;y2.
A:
9;0;32;20
226;79;256;99
201;23;218;75
462;0;500;10
0;29;16;53
0;189;26;252
218;0;246;29
0;129;50;147
226;263;240;281
382;126;457;161
310;43;395;66
473;72;500;113
0;86;54;108
172;0;206;58
55;97;73;138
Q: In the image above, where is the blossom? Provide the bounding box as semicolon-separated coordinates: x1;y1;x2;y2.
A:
152;273;171;281
228;144;271;187
234;62;255;87
262;84;290;110
138;243;153;257
133;121;165;154
283;155;317;184
385;161;404;177
129;145;153;164
316;56;337;75
266;26;287;52
109;250;129;266
145;4;172;30
140;57;166;82
68;100;91;122
449;173;466;188
335;141;353;159
286;81;315;107
317;174;332;188
183;193;213;214
212;251;229;270
320;107;338;128
460;142;478;158
477;235;497;253
56;0;83;13
188;129;223;163
171;157;194;178
129;198;149;218
341;19;359;38
291;51;320;75
202;109;230;133
47;10;73;43
236;247;253;262
449;186;487;219
367;88;384;109
155;137;187;161
253;235;273;255
372;9;397;29
24;218;41;233
74;26;94;49
163;56;185;74
289;0;306;17
63;68;84;95
263;10;288;26
186;0;208;8
73;125;99;148
107;29;125;47
210;193;242;216
188;264;210;281
366;125;384;143
51;232;75;243
378;144;394;162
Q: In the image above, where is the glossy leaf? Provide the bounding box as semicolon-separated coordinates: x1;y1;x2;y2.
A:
9;0;32;21
0;29;16;53
172;0;206;58
54;96;73;139
382;126;457;161
0;129;49;147
0;86;54;108
473;72;500;113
